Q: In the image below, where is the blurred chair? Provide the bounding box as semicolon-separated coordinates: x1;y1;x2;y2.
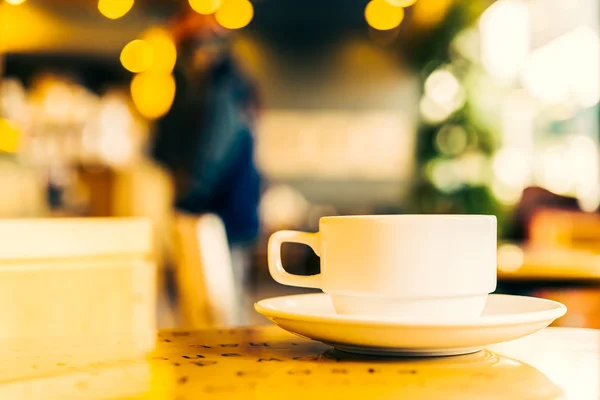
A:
173;213;237;328
112;159;176;328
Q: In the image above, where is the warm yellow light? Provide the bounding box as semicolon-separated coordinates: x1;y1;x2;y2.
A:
412;0;453;27
141;28;177;74
120;40;154;73
215;0;254;30
0;119;21;153
0;3;60;52
98;0;134;20
189;0;222;15
5;0;26;5
131;72;176;120
365;0;404;31
385;0;417;7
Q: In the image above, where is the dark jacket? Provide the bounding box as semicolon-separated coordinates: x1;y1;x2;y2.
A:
152;56;260;244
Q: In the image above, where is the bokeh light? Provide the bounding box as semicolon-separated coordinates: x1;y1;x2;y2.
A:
491;147;530;204
458;152;488;185
479;0;529;81
420;96;451;124
434;125;468;156
522;26;599;106
425;68;461;105
425;158;463;193
5;0;26;5
215;0;254;29
421;67;465;124
492;148;531;192
411;0;452;27
98;0;134;20
497;244;524;273
426;152;488;193
567;135;600;211
120;40;154;73
577;185;600;213
0;78;27;123
189;0;222;15
130;72;176;120
259;185;309;231
141;28;177;73
0;119;21;153
27;77;78;124
385;0;417;7
491;179;524;205
96;93;136;167
0;3;58;52
536;144;572;196
365;0;404;31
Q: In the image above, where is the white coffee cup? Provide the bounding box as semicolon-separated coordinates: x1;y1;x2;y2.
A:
268;215;497;320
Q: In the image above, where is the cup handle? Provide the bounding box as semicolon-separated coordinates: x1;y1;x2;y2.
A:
268;230;322;289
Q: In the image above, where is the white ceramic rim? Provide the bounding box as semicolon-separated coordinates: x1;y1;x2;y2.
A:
320;214;496;221
254;293;567;328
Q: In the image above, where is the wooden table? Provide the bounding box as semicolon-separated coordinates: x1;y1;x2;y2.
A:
2;326;599;399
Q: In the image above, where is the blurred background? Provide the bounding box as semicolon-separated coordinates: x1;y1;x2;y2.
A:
1;0;599;328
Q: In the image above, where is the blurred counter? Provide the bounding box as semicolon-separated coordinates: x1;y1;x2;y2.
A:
498;244;600;282
497;243;600;329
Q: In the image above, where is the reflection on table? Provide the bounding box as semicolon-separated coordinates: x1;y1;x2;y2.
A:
2;326;598;400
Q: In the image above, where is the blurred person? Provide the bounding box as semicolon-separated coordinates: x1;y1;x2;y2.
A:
151;8;261;325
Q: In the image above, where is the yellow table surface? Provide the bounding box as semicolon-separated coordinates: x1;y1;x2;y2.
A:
2;326;599;400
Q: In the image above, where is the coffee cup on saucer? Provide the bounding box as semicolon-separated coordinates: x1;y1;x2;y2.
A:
268;215;497;320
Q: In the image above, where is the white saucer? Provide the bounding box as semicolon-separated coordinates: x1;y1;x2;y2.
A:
255;293;567;356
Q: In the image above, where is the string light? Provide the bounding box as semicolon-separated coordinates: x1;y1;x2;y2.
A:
124;27;177;120
98;0;134;20
120;40;154;73
141;28;177;73
385;0;417;7
365;0;404;31
215;0;254;30
189;0;222;15
130;72;176;119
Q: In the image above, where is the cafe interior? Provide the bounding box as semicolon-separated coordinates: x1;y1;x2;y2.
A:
1;0;599;398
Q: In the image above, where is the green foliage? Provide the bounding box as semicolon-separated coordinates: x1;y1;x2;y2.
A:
399;0;506;235
398;1;492;72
